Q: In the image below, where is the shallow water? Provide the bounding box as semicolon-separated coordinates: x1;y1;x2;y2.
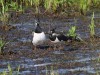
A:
0;10;100;75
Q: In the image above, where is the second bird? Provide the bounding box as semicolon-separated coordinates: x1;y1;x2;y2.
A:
49;28;69;43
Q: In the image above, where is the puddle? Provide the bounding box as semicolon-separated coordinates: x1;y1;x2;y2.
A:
41;66;95;74
53;50;65;54
17;37;31;42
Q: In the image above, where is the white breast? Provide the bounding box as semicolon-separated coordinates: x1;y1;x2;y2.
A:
32;32;46;45
51;37;60;43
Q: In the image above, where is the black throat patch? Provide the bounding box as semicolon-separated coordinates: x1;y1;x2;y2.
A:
35;24;42;33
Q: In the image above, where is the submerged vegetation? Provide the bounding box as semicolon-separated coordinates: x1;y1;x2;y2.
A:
0;64;20;75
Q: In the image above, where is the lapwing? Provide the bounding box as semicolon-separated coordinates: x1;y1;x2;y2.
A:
49;28;83;43
48;28;70;50
32;20;46;48
49;28;69;43
48;28;83;50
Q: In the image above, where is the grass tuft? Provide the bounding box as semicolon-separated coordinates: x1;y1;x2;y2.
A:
89;12;95;37
67;26;77;38
0;64;20;75
0;39;6;54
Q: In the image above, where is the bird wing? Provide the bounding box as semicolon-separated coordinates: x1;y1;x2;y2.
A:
49;34;56;41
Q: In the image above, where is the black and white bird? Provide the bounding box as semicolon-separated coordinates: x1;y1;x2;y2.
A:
48;28;69;50
49;28;69;43
49;28;82;43
32;20;46;46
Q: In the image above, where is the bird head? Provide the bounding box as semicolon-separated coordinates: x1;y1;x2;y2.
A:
35;20;39;27
34;20;42;33
49;28;56;34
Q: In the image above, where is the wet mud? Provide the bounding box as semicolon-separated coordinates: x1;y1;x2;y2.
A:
0;9;100;75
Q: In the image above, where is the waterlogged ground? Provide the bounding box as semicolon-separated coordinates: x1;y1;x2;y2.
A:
0;10;100;75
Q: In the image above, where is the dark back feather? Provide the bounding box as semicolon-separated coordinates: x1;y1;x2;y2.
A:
57;34;69;41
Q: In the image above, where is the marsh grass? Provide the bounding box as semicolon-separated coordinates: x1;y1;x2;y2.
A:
0;39;6;54
33;0;40;13
44;0;59;12
44;0;52;12
9;1;18;11
93;57;100;75
67;26;77;38
0;0;100;16
9;1;24;13
0;0;25;24
89;12;95;37
79;0;90;15
0;64;20;75
67;25;84;42
92;0;100;7
0;12;10;25
0;0;9;25
45;66;59;75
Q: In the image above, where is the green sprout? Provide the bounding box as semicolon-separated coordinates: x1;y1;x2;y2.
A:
0;39;6;54
18;3;24;13
29;0;35;6
67;26;77;38
32;0;40;13
0;0;9;25
9;1;18;11
67;26;83;42
45;66;58;75
9;1;24;13
89;12;95;37
0;71;7;75
8;64;13;75
44;0;59;12
44;0;52;12
0;0;100;15
0;64;20;75
79;0;90;15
